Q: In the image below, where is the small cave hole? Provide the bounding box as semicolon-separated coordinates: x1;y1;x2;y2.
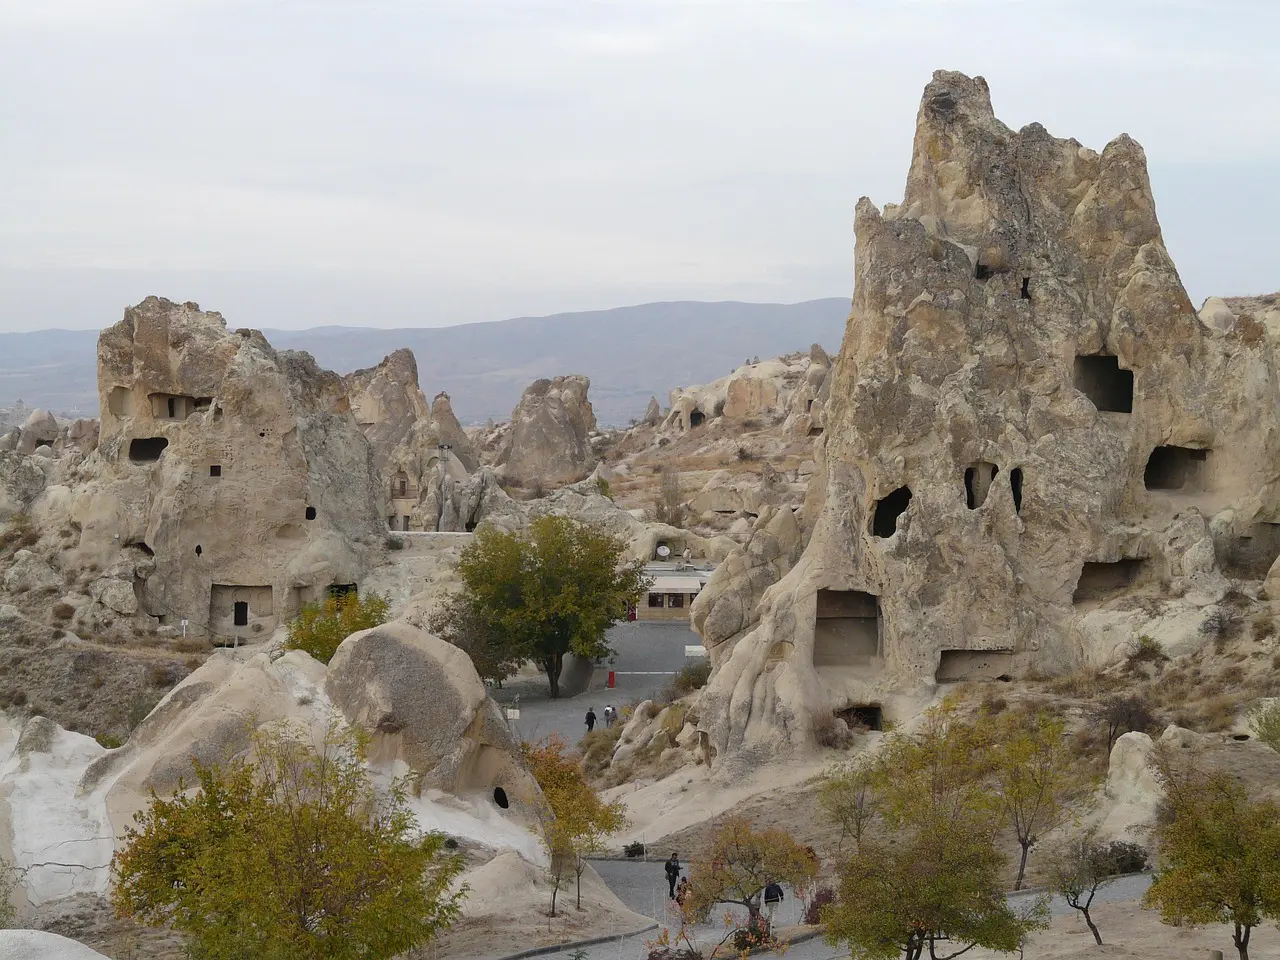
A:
689;409;705;428
1011;468;1024;514
1233;734;1251;742
444;837;459;849
195;544;202;556
126;540;154;556
975;262;994;281
808;426;824;437
1020;277;1031;300
1144;446;1209;492
872;486;912;538
258;430;266;438
128;437;169;462
835;705;882;732
493;787;509;809
209;464;222;477
964;462;999;510
305;506;317;520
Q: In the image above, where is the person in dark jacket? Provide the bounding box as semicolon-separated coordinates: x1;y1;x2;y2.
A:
665;853;681;899
763;882;784;924
585;707;597;733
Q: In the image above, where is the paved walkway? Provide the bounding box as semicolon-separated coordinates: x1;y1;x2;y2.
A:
521;864;1154;960
496;621;697;746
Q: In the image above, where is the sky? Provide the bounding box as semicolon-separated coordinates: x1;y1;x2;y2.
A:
1;0;1277;333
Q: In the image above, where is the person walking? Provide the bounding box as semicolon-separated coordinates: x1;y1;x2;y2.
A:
585;707;597;733
665;852;681;900
763;881;784;927
603;704;615;728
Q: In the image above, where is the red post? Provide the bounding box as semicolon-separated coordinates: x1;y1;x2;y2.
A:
608;671;616;688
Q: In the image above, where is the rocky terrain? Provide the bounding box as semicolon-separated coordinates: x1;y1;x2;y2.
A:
3;69;1280;960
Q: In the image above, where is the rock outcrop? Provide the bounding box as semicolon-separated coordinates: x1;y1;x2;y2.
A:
698;71;1280;767
494;375;597;485
346;348;432;474
78;297;385;641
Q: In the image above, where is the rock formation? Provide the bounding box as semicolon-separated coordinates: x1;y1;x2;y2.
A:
494;375;597;485
697;71;1280;767
346;348;432;474
80;297;385;642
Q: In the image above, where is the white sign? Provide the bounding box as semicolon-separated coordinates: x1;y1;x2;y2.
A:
684;645;708;659
504;708;521;721
180;618;189;638
657;545;671;558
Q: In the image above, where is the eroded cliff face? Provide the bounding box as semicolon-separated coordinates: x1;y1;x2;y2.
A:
83;297;384;640
698;71;1280;768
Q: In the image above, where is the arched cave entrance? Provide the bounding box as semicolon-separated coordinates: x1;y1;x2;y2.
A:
872;486;912;538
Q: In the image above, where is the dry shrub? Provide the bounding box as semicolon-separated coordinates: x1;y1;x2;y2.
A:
673;660;711;695
1251;613;1275;642
173;638;207;654
580;725;624;778
813;714;854;749
50;602;75;621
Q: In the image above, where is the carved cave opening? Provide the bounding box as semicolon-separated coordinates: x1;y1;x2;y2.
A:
1072;559;1146;603
936;649;1014;683
1144;446;1209;492
493;787;509;809
1011;467;1024;514
964;462;999;510
872;486;912;538
1020;277;1031;300
813;589;880;665
209;464;221;477
305;506;317;520
1073;355;1133;413
689;409;705;428
128;437;169;462
835;705;882;732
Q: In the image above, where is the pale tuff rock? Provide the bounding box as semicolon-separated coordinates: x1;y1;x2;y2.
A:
494;375;597;484
0;929;113;959
70;296;386;640
345;347;432;474
3;549;62;594
16;410;59;456
0;453;47;519
643;396;662;426
697;71;1280;766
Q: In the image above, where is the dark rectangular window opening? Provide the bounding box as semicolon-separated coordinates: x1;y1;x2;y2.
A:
964;462;999;510
209;464;222;477
1144;446;1209;492
808;426;824;437
233;601;248;627
1073;559;1146;603
128;437;169;462
647;593;664;608
305;506;317;520
666;593;685;609
1011;468;1024;514
936;650;1014;682
814;589;880;665
1020;277;1031;300
1073;355;1134;413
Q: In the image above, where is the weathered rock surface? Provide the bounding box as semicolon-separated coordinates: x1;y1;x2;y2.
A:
72;297;385;641
494;375;597;485
0;930;113;960
345;348;432;474
698;71;1280;767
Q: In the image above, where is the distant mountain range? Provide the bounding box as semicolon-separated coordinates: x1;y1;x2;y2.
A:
0;299;850;426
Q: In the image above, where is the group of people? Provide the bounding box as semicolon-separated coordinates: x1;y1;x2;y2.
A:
583;704;618;732
664;853;785;918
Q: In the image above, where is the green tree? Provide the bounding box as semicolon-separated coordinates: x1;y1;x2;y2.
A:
429;593;524;686
1044;831;1141;945
1143;747;1280;960
819;757;880;855
823;708;1048;960
112;723;465;960
522;736;627;914
453;516;648;698
986;710;1085;889
683;815;818;939
1248;700;1280;753
284;591;390;665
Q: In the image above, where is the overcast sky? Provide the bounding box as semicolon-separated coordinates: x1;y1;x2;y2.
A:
1;0;1276;333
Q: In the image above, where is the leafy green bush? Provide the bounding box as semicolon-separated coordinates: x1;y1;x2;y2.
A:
624;841;646;858
284;592;390;665
1126;634;1167;669
96;733;124;750
595;476;613;499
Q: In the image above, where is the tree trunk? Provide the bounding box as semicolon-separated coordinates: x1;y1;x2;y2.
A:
1014;840;1030;890
576;859;583;910
1234;921;1250;960
544;654;562;699
550;878;559;918
1082;907;1102;946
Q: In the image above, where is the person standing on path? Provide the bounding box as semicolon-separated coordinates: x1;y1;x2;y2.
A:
585;707;597;733
604;704;615;728
665;853;681;900
763;881;784;926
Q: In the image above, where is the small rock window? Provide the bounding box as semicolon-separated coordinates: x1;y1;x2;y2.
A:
305;506;317;520
689;410;705;428
1010;468;1024;514
1144;446;1209;492
835;705;882;732
493;787;509;809
195;544;203;556
1073;355;1133;413
1020;277;1031;300
964;462;999;510
209;465;222;477
233;601;249;627
872;486;912;538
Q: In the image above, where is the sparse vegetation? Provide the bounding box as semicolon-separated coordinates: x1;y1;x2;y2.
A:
1045;831;1148;945
594;475;613;499
672;660;710;695
624;841;646;858
1250;700;1280;752
653;469;686;528
1126;633;1168;669
51;601;75;621
0;854;15;929
735;445;758;461
284;591;390;665
386;535;405;550
1095;694;1157;752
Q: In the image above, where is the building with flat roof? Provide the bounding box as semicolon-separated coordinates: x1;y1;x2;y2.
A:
635;562;714;622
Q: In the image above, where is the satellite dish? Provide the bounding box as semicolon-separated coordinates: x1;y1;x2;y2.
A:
657;545;671;558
